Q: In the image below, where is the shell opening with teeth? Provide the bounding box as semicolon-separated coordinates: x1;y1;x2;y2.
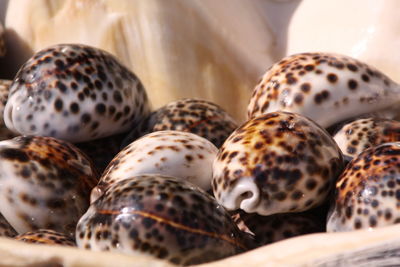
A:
212;111;344;216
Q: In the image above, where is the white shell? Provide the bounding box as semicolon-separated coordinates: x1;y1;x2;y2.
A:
93;130;218;202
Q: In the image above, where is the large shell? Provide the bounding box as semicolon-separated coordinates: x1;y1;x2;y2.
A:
77;175;247;265
327;142;400;232
247;52;400;128
0;135;98;237
212;111;343;216
4;44;150;143
93;130;217;202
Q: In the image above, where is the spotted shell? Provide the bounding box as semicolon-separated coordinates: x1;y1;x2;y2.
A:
333;117;400;159
15;229;75;246
4;44;150;143
122;98;238;148
77;175;246;265
93;130;217;202
212;111;344;216
232;210;324;246
0;80;17;140
0;135;98;237
327;142;400;232
247;52;400;128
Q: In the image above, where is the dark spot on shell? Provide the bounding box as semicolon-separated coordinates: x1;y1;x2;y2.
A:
327;73;338;83
54;99;63;112
348;79;358;90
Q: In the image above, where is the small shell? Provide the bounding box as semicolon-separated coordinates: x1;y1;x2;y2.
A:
333;117;400;159
4;44;150;142
0;136;98;237
327;142;400;232
77;175;246;265
93;130;217;202
122;98;238;148
232;210;324;246
212;111;344;216
247;52;400;128
15;229;75;246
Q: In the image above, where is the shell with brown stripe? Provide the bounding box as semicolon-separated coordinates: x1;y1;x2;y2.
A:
15;229;75;246
76;175;247;266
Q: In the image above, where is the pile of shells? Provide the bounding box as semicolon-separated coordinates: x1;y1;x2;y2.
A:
1;43;400;266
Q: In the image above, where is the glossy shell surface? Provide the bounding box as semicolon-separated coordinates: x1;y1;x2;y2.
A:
247;52;400;128
95;130;217;201
212;111;343;216
327;142;400;232
4;44;150;142
77;175;246;265
333;117;400;159
0;136;98;236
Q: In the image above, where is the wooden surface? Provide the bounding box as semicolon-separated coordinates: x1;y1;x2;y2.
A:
0;224;399;266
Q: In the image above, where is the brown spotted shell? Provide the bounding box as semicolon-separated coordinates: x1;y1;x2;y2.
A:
122;98;238;148
77;175;247;265
15;229;75;246
327;142;400;232
333;117;400;159
93;130;217;202
4;44;150;143
247;52;400;128
212;111;344;216
0;135;98;237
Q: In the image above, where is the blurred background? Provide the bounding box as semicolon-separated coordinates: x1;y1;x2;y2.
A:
0;0;399;121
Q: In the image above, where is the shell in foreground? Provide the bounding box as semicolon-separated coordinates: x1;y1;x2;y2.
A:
93;130;217;202
122;98;238;148
0;135;98;237
212;111;343;216
4;44;150;142
247;52;400;128
327;142;400;232
77;175;246;265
